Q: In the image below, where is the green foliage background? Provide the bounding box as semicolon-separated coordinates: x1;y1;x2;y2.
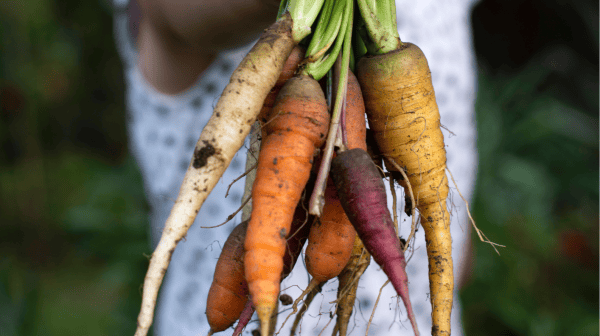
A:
0;0;597;335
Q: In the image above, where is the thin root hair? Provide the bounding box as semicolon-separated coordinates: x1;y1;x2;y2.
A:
201;195;251;229
226;162;258;197
365;279;390;336
384;158;418;253
446;168;505;254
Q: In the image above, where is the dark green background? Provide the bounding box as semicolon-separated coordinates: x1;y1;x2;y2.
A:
0;0;597;335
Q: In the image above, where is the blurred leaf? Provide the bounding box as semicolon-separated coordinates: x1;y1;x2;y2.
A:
525;98;598;145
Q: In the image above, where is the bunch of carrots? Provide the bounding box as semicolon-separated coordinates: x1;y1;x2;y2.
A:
134;0;460;335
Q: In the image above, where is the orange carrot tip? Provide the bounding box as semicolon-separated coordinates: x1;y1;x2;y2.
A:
256;304;274;336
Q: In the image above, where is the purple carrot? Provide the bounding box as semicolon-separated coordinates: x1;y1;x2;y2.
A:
331;148;419;336
232;300;254;336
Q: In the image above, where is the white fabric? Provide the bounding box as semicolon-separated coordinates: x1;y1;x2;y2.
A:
114;1;478;335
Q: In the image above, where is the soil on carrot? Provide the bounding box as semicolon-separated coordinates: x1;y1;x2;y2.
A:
193;140;217;169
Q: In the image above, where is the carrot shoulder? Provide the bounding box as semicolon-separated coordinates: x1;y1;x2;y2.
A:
244;74;329;335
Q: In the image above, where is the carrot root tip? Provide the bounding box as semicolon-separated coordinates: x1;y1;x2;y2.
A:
256;305;273;336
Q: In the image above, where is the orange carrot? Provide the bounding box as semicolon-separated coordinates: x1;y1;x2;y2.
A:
206;221;250;334
244;74;329;336
343;70;367;151
305;179;356;283
356;42;452;335
300;178;356;291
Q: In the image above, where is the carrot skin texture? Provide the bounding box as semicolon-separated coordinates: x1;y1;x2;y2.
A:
344;70;368;151
331;148;419;336
245;75;329;330
356;42;452;335
305;181;356;282
206;222;250;332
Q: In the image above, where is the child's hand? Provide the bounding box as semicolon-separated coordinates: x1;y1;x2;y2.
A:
136;0;280;93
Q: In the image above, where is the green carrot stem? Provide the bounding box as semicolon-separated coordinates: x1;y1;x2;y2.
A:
352;11;369;64
277;0;289;19
356;17;379;55
387;0;398;32
287;0;326;42
356;0;400;53
308;0;353;216
302;0;350;80
306;0;345;61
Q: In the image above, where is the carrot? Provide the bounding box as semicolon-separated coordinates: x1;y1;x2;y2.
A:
331;148;419;335
356;42;452;335
244;74;329;336
343;70;367;151
233;144;316;336
333;236;370;336
305;180;356;284
206;221;250;334
291;179;356;307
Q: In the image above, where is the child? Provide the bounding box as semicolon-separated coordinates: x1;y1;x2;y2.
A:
113;0;478;334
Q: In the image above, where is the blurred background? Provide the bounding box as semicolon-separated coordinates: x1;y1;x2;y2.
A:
0;0;597;335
